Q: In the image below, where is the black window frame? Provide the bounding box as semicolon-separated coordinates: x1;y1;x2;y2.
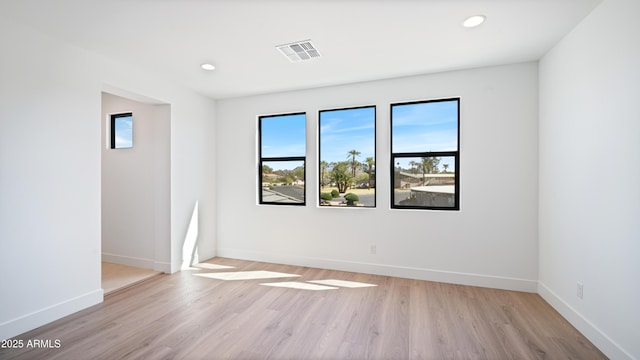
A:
390;98;460;211
258;112;307;206
318;105;376;208
110;112;133;149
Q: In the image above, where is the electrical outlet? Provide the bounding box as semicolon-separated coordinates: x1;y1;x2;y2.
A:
577;282;584;299
370;245;377;254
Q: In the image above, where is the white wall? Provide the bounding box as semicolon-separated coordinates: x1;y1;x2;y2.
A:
101;93;171;272
538;0;640;358
0;16;103;340
0;17;216;339
216;62;539;291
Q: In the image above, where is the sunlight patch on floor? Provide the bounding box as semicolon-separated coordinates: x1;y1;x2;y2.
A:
308;279;377;288
193;270;300;281
191;263;236;270
260;282;339;291
190;263;378;291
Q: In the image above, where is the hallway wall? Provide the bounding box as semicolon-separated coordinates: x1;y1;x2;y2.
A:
101;92;171;272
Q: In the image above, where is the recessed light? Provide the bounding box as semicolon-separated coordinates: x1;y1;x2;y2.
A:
201;63;216;71
463;15;486;28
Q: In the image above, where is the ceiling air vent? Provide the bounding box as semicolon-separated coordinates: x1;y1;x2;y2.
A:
276;40;321;63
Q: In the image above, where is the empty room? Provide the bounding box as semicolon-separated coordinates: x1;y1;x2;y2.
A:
0;0;638;359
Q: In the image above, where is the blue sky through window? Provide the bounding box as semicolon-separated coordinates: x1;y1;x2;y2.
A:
320;106;375;165
114;115;133;148
261;114;306;164
392;100;458;171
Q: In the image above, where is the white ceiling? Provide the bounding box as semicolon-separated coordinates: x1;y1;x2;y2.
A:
2;0;601;99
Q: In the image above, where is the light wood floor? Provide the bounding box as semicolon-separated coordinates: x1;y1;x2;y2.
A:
101;262;162;295
2;258;605;360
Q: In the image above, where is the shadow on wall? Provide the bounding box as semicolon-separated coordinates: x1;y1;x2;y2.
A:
181;201;199;269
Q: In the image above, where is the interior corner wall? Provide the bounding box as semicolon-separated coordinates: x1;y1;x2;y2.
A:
101;92;171;272
168;93;217;272
538;0;640;358
216;62;539;292
0;16;216;339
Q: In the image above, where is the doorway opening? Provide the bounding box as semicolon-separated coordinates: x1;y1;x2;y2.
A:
101;91;171;294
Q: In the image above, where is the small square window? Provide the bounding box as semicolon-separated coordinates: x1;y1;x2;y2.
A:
110;112;133;149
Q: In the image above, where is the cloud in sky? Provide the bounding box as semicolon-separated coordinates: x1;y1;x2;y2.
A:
320;107;375;163
392;99;458;153
262;159;304;172
392;100;458;127
114;116;133;148
392;129;457;153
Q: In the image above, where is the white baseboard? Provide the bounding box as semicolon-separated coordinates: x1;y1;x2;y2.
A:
101;253;153;269
216;248;538;293
0;289;103;340
153;261;172;274
538;282;634;360
101;253;170;273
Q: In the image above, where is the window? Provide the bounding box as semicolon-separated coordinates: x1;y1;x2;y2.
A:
258;113;306;205
319;106;376;207
391;98;459;210
110;112;133;149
